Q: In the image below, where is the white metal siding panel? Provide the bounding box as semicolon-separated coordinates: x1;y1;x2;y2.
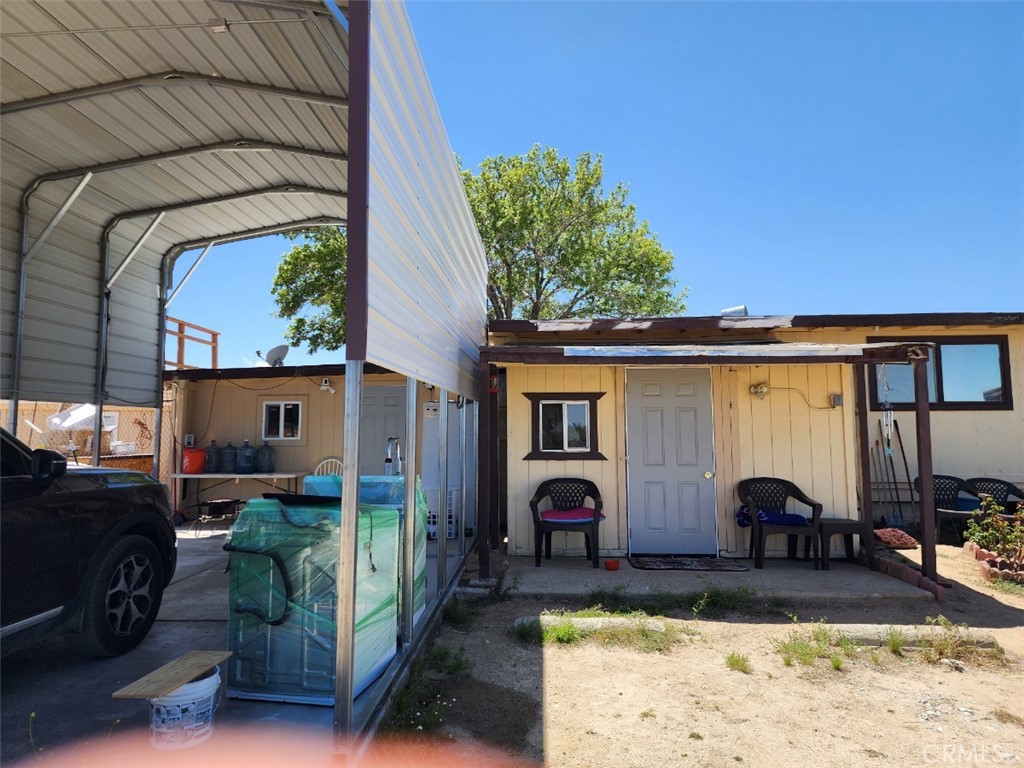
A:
365;1;487;398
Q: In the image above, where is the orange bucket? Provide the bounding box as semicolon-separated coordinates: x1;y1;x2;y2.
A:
181;447;206;474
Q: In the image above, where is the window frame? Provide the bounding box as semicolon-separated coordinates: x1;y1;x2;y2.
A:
867;334;1013;411
523;392;606;461
261;399;303;441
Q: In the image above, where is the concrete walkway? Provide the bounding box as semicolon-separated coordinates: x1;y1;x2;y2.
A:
503;554;933;604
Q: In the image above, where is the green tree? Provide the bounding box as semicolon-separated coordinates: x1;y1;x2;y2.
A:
464;145;686;320
271;226;347;353
271;145;686;351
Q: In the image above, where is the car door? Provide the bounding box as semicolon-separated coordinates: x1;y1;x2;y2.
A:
0;435;81;629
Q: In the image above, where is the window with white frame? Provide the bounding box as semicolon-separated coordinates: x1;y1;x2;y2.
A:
262;401;302;440
523;392;606;461
540;400;590;452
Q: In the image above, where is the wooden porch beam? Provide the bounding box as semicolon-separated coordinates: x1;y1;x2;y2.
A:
914;358;937;580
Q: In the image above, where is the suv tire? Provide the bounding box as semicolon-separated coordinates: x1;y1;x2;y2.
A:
80;535;165;657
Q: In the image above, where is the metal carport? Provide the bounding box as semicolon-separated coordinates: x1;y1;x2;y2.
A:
2;0;488;750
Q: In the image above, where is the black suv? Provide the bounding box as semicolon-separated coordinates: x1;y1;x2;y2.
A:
1;427;177;656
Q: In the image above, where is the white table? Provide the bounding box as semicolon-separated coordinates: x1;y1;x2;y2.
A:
170;473;302;516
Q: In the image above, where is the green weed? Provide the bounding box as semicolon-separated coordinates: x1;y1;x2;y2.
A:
442;599;475;628
725;652;751;674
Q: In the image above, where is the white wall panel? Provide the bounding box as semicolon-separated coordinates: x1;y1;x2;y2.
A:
366;1;487;398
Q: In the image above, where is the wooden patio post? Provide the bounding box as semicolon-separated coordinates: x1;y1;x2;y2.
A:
854;364;875;565
913;357;937;581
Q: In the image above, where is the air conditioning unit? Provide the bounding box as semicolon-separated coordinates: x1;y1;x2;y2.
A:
426;489;459;540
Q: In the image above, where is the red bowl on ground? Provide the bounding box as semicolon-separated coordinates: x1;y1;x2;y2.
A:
604;559;620;571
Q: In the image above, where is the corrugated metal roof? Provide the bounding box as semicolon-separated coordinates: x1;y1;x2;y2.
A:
1;0;353;407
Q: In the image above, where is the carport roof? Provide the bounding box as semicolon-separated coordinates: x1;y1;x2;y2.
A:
2;0;353;406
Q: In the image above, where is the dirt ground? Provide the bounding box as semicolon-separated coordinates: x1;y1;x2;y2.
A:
385;545;1024;768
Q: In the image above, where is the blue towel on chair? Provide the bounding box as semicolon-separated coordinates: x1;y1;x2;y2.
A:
756;510;809;526
735;505;809;527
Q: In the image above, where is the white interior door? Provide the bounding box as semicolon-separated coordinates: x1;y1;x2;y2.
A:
626;368;717;555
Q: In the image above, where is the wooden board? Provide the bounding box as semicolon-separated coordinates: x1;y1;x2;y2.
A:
112;650;232;700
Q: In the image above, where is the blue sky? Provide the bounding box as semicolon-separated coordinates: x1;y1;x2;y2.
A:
169;0;1023;369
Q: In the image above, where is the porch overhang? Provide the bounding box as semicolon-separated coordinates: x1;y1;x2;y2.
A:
480;340;931;366
476;339;939;585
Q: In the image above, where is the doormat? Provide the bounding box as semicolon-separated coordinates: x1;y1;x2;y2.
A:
627;557;749;572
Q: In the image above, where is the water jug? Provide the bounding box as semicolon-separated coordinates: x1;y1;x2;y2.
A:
218;440;238;474
235;439;256;474
203;440;219;473
256;441;276;473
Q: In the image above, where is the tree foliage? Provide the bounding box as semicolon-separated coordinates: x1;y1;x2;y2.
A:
271;145;686;351
271;227;347;353
463;145;685;320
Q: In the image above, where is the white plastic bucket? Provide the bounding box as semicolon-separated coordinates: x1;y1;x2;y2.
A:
148;666;221;750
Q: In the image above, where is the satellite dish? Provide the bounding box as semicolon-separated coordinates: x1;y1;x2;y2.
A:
256;345;289;367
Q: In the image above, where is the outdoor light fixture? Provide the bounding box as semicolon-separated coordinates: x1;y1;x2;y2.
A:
207;18;230;33
749;382;770;400
320;378;336;394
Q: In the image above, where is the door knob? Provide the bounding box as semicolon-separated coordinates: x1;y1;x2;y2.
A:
704;471;715;479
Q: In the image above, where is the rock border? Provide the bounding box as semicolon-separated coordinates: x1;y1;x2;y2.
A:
962;541;1024;585
864;550;945;601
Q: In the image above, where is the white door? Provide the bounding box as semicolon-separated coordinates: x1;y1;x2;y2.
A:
359;386;405;473
626;368;717;555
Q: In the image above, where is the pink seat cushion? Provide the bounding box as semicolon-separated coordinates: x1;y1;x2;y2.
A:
540;507;605;523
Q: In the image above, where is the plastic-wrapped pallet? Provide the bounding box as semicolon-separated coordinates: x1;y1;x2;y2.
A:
303;474;428;623
225;493;400;705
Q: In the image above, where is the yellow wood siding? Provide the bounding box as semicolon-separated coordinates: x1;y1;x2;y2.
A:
505;363;859;558
505;365;623;558
779;325;1024;484
169;373;406;510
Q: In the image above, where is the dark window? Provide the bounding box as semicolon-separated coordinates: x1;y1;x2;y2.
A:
524;392;606;461
868;335;1012;411
263;401;302;440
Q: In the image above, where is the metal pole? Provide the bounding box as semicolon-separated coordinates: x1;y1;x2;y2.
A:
165;243;214;306
8;173;94;433
458;398;467;557
401;376;418;646
914;358;937;581
436;390;449;592
477;362;491;579
152;260;171;478
334;361;363;748
471;400;479;548
107;212;165;289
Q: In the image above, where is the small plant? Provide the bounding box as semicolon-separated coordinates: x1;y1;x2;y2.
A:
965;498;1024;571
870;650;881;665
515;618;543;644
640;708;656;719
545;619;583;645
588;588;681;616
442;598;475;628
689;732;704;741
829;654;844;671
686;579;758;618
725;652;751;674
884;627;907;656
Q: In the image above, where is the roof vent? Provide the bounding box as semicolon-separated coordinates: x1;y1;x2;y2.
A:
720;305;749;317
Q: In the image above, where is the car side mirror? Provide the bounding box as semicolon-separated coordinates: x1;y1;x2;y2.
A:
31;449;68;480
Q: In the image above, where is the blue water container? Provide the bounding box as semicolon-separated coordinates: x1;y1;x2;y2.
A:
256;441;276;473
203;440;219;473
218;441;237;474
235;439;256;474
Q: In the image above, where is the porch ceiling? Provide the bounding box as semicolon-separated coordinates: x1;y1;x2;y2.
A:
482;340;932;366
1;0;351;407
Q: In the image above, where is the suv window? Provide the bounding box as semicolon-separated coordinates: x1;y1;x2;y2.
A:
1;433;31;477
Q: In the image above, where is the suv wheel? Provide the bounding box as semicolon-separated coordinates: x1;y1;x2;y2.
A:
81;535;165;657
